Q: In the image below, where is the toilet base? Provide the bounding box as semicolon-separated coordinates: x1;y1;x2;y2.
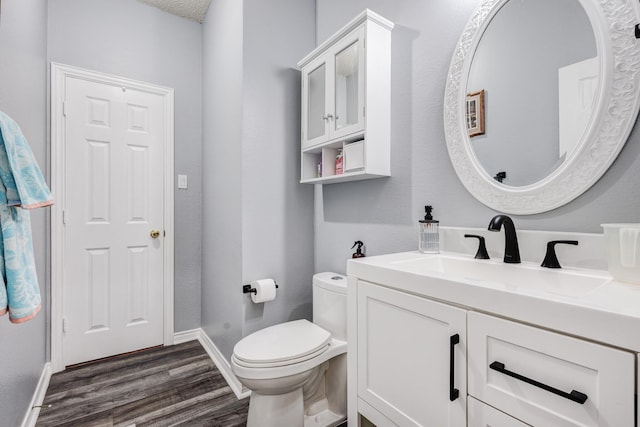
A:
245;390;347;427
247;388;304;427
304;407;346;427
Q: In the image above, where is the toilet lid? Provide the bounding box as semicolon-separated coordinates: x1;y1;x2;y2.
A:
233;319;331;366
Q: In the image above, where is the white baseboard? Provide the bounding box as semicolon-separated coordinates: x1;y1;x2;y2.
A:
21;362;52;427
174;328;250;400
173;328;201;345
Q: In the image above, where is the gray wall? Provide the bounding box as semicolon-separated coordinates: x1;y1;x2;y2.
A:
314;0;640;275
0;1;48;425
201;0;245;361
47;0;203;331
241;0;315;337
201;0;315;360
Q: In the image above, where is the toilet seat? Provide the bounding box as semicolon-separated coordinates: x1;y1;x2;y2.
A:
233;319;331;368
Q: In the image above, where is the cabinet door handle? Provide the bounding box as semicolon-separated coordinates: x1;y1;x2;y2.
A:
449;334;460;401
489;361;588;404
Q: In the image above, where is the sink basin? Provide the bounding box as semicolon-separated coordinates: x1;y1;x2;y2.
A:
391;255;610;297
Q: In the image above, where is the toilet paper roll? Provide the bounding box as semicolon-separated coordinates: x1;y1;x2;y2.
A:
250;279;277;303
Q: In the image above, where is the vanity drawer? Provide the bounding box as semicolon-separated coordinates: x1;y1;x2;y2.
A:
468;396;529;427
468;312;634;427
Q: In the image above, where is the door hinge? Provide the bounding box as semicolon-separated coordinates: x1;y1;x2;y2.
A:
63;317;68;333
363;106;366;117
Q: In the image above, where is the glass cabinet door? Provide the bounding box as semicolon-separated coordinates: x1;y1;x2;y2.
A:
301;27;364;149
332;28;364;139
334;41;359;130
307;63;327;141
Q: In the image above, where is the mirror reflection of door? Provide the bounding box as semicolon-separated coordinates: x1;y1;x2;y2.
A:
466;0;597;187
559;57;598;159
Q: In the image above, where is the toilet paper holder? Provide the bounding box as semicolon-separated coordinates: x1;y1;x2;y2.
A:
243;282;279;294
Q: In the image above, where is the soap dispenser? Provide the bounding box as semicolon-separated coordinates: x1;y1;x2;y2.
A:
352;241;365;258
419;205;439;253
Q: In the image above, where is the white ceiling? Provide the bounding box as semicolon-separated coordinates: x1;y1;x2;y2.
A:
136;0;212;23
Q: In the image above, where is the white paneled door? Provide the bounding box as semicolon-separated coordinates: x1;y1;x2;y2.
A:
558;57;598;159
61;75;167;366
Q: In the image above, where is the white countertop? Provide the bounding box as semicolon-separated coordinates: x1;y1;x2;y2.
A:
347;251;640;352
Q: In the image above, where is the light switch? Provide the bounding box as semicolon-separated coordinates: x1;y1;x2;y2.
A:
178;174;188;189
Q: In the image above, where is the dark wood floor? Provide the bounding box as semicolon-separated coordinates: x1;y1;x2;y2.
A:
36;340;249;427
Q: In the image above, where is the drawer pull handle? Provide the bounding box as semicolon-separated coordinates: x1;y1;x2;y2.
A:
489;361;588;404
450;334;460;401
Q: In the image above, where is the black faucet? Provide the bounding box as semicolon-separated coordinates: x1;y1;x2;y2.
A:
464;234;490;259
541;240;578;268
488;215;521;263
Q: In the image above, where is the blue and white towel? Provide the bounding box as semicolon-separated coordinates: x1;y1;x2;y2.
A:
0;111;52;323
0;111;53;209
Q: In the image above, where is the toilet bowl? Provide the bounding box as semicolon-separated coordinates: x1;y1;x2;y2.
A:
231;272;348;427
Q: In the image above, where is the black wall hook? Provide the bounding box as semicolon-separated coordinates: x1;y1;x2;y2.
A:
635;23;640;39
494;171;506;183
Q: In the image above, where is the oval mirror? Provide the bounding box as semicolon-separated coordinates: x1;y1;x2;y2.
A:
444;0;640;214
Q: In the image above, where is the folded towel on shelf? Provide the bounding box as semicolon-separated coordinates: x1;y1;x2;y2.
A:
0;111;52;323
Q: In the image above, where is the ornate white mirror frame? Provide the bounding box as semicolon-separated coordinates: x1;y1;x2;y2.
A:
444;0;640;214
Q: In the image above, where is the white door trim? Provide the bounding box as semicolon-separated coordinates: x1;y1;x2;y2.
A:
50;62;175;372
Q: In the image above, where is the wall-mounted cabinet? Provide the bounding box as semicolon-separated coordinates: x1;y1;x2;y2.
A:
298;10;393;184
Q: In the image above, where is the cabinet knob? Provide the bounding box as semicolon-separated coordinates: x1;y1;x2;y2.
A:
322;114;334;121
150;229;161;239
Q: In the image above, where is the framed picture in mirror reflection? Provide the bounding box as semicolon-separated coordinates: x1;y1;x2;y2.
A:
466;90;485;137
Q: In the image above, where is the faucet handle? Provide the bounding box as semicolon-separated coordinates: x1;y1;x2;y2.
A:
541;240;579;268
464;234;490;259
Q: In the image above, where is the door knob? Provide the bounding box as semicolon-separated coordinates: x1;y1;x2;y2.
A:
150;229;161;239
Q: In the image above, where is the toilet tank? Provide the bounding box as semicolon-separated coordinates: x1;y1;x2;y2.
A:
313;272;347;341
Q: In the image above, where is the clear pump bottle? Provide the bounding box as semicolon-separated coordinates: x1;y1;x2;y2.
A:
419;205;439;253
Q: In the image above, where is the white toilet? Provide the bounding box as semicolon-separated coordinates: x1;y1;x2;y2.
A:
231;272;348;427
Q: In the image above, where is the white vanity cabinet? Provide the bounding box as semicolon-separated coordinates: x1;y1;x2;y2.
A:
298;10;392;184
467;312;635;427
467;397;529;427
348;276;637;426
355;281;467;427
